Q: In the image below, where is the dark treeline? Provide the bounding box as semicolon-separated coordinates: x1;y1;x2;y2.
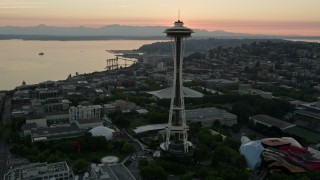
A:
138;38;286;53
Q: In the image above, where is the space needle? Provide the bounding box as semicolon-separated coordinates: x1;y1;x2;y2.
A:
160;19;194;155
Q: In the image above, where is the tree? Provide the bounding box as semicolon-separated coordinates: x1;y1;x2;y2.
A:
113;115;130;128
74;159;89;173
193;146;209;164
122;142;135;153
147;111;168;124
138;159;148;168
195;168;209;179
180;172;193;180
140;164;168;180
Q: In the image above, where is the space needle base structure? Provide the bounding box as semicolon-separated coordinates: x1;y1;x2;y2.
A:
160;20;194;155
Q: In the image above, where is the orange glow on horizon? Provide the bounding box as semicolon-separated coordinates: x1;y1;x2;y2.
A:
1;0;320;36
1;18;319;36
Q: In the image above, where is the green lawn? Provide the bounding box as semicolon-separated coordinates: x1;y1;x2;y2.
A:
284;126;320;144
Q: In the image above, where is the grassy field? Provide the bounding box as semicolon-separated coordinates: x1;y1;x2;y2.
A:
284;126;320;144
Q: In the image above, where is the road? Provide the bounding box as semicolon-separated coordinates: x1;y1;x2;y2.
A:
123;129;147;151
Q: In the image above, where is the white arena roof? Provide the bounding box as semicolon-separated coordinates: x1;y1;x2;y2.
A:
89;126;115;140
147;86;204;99
101;156;119;164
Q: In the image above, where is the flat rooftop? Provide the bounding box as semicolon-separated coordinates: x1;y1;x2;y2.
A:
77;118;103;124
295;109;320;119
31;125;82;141
250;114;295;130
185;107;236;121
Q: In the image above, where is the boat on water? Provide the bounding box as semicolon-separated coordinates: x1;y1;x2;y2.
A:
39;52;44;56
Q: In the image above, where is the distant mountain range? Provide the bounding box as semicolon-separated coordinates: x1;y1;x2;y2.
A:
0;24;319;40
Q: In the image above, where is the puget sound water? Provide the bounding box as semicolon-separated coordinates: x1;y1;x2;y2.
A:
0;40;160;90
1;38;319;90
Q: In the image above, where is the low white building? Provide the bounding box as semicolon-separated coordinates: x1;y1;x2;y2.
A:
69;105;102;123
89;126;115;140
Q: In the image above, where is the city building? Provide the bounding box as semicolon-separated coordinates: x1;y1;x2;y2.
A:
37;89;60;100
88;163;135;180
103;104;116;113
69;105;102;123
30;125;82;142
250;114;296;131
294;109;320;132
33;99;71;114
112;100;136;111
26;113;70;128
21;123;37;136
185;107;237;127
4;161;74;180
76;118;103;130
206;79;239;90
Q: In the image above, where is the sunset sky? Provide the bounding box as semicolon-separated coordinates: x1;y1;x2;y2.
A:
1;0;320;36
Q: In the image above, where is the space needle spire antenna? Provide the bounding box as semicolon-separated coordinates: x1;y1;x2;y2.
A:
160;19;194;155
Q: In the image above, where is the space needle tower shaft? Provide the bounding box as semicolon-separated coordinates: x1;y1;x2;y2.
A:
163;20;193;154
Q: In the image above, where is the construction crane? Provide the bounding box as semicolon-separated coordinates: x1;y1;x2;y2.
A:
105;56;137;70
